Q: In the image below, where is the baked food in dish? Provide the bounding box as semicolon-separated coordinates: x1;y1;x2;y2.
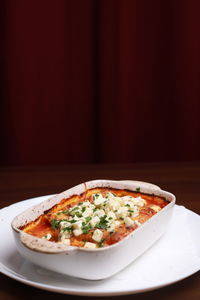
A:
11;180;175;280
20;187;169;249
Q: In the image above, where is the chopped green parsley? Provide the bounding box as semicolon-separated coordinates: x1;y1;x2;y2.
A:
51;219;62;229
82;223;92;234
98;239;105;248
96;216;109;229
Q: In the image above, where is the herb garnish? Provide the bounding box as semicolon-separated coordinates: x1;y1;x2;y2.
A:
68;219;76;224
62;210;70;215
74;212;82;218
85;216;92;223
96;216;109;229
82;223;92;234
57;210;70;216
70;206;79;212
51;219;62;229
81;217;92;234
63;226;72;233
98;239;105;248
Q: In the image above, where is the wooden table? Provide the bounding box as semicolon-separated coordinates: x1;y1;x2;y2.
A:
0;162;200;300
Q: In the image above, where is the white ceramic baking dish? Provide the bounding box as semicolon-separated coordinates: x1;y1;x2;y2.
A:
11;180;176;280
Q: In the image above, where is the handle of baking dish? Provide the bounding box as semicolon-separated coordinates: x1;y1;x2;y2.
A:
20;232;77;254
119;180;161;190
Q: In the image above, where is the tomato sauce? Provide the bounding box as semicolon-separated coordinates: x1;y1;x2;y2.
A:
20;188;169;247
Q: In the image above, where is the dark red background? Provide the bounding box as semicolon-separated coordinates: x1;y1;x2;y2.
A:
1;0;200;166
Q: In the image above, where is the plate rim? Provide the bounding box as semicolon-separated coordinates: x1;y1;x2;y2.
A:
0;196;200;296
1;260;200;297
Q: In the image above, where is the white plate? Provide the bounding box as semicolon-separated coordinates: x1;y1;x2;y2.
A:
0;196;200;296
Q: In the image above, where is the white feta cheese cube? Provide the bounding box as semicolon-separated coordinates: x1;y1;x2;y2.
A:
116;206;128;218
94;195;105;206
107;198;120;211
124;217;134;227
92;229;103;242
60;230;71;239
106;192;116;198
150;205;161;212
60;221;71;230
42;233;52;240
94;209;105;218
128;205;139;217
82;207;93;218
90;216;100;228
120;196;134;205
84;242;97;249
107;211;116;220
107;222;116;232
73;220;82;229
82;201;92;208
132;196;146;207
90;203;95;210
73;229;83;236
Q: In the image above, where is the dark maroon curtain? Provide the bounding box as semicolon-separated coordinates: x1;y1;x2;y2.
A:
1;0;200;165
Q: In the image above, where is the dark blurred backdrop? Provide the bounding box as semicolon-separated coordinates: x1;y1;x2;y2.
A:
0;0;200;166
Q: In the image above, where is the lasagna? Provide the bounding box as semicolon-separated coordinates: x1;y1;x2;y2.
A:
20;188;168;249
